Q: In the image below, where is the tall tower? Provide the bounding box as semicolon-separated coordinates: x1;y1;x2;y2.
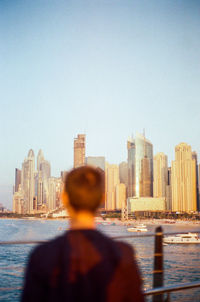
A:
140;156;151;196
37;149;44;171
171;143;197;212
36;150;51;209
105;163;119;210
21;149;35;213
127;138;135;197
127;133;153;198
116;183;126;209
119;161;128;196
192;152;199;211
15;168;21;192
153;152;168;198
86;156;105;171
40;160;51;207
74;134;86;168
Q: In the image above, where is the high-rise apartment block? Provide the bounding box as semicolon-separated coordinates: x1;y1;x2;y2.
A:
198;164;200;211
86;156;105;171
105;163;119;210
192;152;199;211
48;177;57;211
116;183;126;209
166;167;172;210
127;133;153;198
127;139;135;197
171;143;197;212
21;149;35;213
13;149;55;214
13;185;24;214
15;168;21;192
37;149;44;171
119;161;128;191
74;134;86;168
153;153;168;198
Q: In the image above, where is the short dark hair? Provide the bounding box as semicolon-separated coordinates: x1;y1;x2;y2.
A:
64;166;105;212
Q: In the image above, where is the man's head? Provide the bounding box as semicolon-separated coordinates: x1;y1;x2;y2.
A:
63;166;105;214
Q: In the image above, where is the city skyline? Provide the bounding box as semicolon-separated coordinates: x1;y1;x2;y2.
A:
1;0;200;208
12;133;200;213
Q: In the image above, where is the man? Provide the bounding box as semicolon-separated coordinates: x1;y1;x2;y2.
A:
21;166;144;302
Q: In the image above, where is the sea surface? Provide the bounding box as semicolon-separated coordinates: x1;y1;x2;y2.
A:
0;219;200;301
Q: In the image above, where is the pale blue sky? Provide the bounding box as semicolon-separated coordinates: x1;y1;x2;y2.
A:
1;0;200;208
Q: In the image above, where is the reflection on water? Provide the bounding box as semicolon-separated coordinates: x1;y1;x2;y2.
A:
0;219;200;301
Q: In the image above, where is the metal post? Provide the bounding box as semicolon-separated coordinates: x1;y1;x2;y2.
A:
153;226;163;302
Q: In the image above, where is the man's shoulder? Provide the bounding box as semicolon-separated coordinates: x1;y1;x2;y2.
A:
90;229;134;260
30;233;67;265
115;240;134;261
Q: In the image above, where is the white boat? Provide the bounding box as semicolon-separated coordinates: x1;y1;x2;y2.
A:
164;233;200;244
127;224;148;232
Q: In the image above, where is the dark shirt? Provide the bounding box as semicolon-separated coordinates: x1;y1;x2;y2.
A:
21;229;144;302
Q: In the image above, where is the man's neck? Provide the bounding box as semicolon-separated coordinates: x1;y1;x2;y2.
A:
70;211;96;230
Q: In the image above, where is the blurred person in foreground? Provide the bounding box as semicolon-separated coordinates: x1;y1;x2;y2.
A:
21;166;144;302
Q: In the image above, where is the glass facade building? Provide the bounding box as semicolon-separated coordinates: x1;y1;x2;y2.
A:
127;133;153;198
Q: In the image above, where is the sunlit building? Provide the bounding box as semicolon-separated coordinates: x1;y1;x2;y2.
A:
48;177;57;211
127;138;135;197
13;185;24;214
86;156;105;170
153;153;168;198
74;134;86;168
37;171;43;208
105;163;119;210
127;133;153;198
171;143;197;213
128;197;166;212
119;161;128;193
15;168;21;193
36;150;51;209
21;149;35;213
116;183;126;209
166;167;172;210
37;149;44;171
198;164;200;211
13;149;60;214
192;152;199;211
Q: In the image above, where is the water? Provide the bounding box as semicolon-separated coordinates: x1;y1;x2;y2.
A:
0;219;200;301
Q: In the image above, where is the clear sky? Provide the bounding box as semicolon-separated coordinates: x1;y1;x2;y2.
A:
1;0;200;209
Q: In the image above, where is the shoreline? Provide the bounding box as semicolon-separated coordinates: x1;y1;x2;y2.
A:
1;217;200;226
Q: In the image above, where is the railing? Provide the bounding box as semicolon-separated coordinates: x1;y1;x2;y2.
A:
0;228;200;301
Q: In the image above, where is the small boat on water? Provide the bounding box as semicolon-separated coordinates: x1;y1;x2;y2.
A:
127;224;148;232
164;233;200;244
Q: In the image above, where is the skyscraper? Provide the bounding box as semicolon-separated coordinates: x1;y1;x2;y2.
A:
74;134;86;168
192;152;199;211
140;156;151;197
119;161;128;192
21;149;35;213
38;159;51;207
166;167;172;210
153;152;168;198
48;177;56;211
171;143;197;212
37;149;44;171
105;163;119;210
116;183;126;209
13;185;24;213
86;156;105;170
15;168;21;192
127;133;153;198
13;149;57;213
127;138;135;197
